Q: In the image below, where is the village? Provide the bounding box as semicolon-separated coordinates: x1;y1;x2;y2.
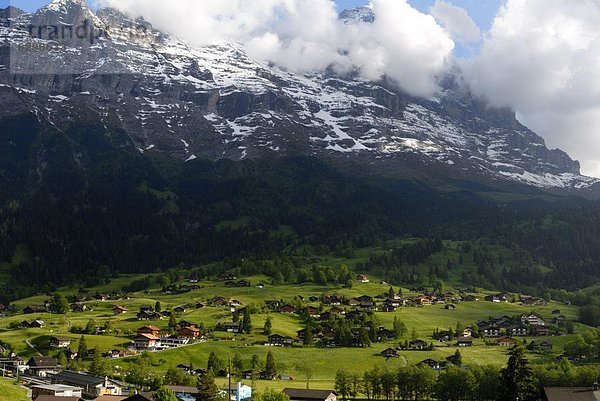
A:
0;272;586;401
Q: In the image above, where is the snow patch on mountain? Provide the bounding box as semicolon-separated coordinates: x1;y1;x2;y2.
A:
0;1;597;191
339;6;375;24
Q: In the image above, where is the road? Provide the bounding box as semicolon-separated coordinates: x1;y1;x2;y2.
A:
24;339;42;357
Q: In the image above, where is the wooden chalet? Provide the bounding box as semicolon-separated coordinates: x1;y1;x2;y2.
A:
381;348;399;358
137;325;160;337
497;336;517;347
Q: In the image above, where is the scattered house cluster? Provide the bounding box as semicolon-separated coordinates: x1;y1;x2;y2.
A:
163;283;201;294
477;314;550;339
264;288;482;317
520;295;549;306
64;291;130;306
225;280;251;288
398;339;435;351
255;288;559;349
209;296;243;311
21;319;45;328
434;327;475;343
484;293;548;306
484;293;510;303
132;322;204;351
413;296;433;306
136;306;163;321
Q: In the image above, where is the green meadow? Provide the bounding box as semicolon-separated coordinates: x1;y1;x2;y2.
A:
0;269;587;387
0;378;28;401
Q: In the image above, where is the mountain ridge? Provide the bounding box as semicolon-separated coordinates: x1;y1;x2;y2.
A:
0;1;598;194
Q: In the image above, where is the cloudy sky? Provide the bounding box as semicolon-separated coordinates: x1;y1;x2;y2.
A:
5;0;600;177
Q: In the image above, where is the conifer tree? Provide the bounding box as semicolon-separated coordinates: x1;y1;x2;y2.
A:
77;336;87;360
263;316;272;335
265;351;277;378
242;308;252;334
197;373;219;401
500;345;537;401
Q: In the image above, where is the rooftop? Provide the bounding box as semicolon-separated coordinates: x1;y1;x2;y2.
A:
283;388;337;400
51;370;105;387
28;356;57;367
34;397;82;401
134;333;159;340
33;384;82;391
544;387;600;401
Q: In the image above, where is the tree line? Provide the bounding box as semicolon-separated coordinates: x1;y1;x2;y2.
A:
335;346;600;401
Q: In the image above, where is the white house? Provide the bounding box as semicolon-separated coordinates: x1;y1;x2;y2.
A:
223;383;252;401
32;384;83;399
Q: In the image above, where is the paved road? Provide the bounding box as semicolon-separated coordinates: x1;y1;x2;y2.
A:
24;338;42;357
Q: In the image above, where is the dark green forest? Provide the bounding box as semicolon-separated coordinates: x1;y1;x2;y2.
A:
2;113;600;304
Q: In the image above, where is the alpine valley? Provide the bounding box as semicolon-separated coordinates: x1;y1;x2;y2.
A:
1;3;600;400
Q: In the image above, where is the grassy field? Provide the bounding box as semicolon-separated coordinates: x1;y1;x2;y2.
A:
115;334;532;376
0;272;586;383
0;378;28;401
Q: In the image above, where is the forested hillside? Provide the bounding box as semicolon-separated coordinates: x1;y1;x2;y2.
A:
1;113;600;302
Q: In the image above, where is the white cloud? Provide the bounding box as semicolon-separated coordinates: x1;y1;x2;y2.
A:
362;0;455;96
430;0;480;44
464;0;600;177
99;0;454;98
518;110;600;178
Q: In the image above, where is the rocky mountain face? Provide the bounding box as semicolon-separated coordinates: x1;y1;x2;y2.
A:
0;0;597;192
340;6;375;24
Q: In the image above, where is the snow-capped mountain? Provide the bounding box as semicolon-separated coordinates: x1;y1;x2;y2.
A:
0;0;597;191
339;6;375;24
